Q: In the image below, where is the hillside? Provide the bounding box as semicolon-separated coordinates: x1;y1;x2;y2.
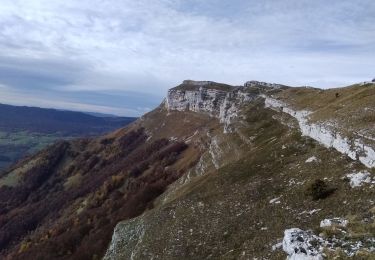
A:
0;104;136;171
0;80;374;259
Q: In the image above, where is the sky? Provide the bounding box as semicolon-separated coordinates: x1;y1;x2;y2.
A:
0;0;374;116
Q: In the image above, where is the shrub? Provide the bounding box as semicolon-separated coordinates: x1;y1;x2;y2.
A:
305;179;335;200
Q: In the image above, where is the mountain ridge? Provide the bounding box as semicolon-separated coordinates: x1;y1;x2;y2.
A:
0;80;374;259
105;80;375;259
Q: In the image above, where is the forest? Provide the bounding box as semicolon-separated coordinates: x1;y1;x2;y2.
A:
0;127;189;259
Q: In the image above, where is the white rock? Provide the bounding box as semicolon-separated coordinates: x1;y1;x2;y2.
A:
269;197;282;204
282;228;324;260
298;209;321;216
282;227;375;259
305;156;318;163
320;218;348;228
346;171;373;188
272;242;283;251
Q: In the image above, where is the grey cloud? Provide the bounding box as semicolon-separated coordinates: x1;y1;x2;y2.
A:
0;56;88;90
0;0;374;116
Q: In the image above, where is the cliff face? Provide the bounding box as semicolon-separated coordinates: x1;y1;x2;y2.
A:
166;80;375;170
165;80;256;133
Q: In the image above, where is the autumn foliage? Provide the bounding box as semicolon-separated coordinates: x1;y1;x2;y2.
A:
0;128;188;259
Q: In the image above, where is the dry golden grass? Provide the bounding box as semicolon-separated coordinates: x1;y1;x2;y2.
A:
274;83;375;139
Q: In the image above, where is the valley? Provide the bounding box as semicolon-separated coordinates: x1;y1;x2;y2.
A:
0;103;136;172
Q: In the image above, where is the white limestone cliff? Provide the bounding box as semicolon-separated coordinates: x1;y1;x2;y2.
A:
165;81;256;133
262;95;375;169
166;81;375;169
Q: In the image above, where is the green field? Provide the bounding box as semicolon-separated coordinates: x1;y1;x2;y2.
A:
0;130;69;172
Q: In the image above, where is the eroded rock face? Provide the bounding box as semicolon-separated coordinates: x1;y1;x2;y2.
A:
104;218;145;260
263;95;375;168
166;85;229;115
165;81;256;133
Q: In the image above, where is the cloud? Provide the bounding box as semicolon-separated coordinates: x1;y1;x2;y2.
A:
0;55;87;89
0;0;374;115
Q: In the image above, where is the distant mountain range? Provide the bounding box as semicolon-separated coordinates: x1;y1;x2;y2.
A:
0;103;136;136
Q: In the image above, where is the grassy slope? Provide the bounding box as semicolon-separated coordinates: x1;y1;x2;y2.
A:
106;99;375;259
274;83;375;139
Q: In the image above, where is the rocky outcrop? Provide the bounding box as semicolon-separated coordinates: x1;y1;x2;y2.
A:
166;81;375;169
165;80;290;133
165;80;256;133
244;80;286;89
104;217;145;260
283;224;375;258
262;95;375;168
282;228;324;260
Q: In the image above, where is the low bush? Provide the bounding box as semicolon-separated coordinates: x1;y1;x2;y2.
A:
305;179;336;200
